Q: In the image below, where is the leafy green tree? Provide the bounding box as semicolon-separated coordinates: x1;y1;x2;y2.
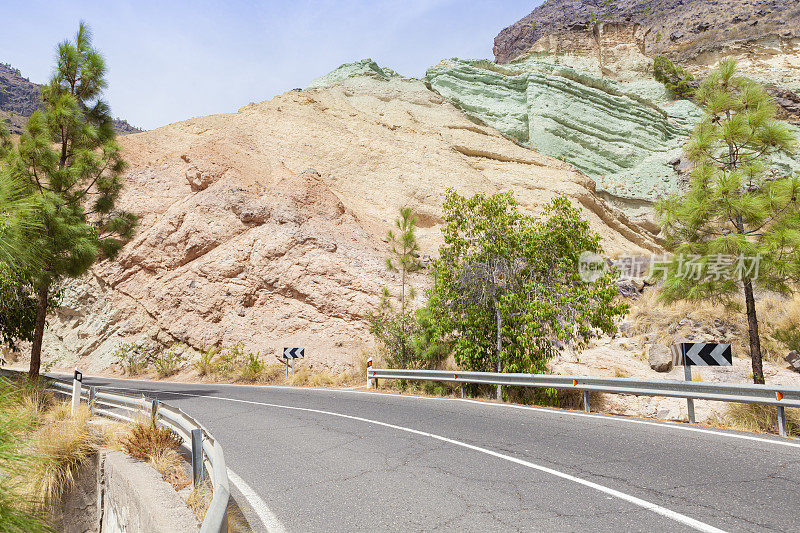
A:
369;208;423;368
428;190;626;399
657;59;799;384
653;55;697;100
0;24;137;379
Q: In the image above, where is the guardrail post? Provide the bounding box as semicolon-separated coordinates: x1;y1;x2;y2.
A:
71;376;81;416
151;399;160;423
191;428;203;487
88;386;96;413
777;406;787;437
460;385;464;399
583;390;590;413
684;364;695;424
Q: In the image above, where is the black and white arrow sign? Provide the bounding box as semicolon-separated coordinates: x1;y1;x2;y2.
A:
675;343;732;366
283;347;305;359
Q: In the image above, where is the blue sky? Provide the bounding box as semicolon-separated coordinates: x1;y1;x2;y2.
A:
1;1;542;130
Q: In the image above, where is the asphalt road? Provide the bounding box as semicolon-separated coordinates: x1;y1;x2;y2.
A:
75;375;799;533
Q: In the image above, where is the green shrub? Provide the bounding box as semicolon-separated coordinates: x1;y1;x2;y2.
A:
239;353;265;381
653;55;696;99
114;342;157;375
212;343;247;378
193;346;220;376
153;343;187;378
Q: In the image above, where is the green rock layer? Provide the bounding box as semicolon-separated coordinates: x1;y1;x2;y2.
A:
307;59;400;90
425;58;697;201
308;57;800;203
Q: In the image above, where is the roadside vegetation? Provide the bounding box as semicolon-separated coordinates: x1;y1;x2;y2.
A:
0;23;137;380
0;376;98;531
657;59;799;384
0;375;219;528
368;193;628;406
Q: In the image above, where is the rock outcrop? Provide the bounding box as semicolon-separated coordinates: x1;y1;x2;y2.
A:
426;57;699;204
42;73;660;371
494;0;800;88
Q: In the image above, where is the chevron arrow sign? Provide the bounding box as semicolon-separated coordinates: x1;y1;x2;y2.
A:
675;343;732;366
283;347;305;359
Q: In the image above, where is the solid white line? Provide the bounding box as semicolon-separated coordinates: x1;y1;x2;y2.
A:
92;375;799;449
228;469;287;533
457;399;800;449
128;387;727;533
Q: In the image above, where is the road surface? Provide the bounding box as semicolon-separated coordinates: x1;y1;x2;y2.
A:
75;375;799;533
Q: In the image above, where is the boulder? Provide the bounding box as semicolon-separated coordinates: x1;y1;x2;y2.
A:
647;344;673;373
785;350;800;373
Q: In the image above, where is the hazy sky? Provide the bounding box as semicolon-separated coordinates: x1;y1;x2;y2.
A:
1;1;542;130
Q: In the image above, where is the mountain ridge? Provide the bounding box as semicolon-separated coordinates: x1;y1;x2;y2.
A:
0;62;142;135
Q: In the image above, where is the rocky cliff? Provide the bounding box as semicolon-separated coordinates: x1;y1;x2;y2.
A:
0;62;142;135
41;71;658;372
493;0;800;94
34;3;800;374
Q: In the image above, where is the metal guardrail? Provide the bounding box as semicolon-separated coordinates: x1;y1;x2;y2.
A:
49;379;229;532
367;367;800;437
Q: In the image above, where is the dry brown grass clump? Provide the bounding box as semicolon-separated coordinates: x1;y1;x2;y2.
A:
627;289;800;363
186;480;213;521
122;419;183;461
29;405;99;504
148;449;190;490
709;403;800;436
96;421;131;451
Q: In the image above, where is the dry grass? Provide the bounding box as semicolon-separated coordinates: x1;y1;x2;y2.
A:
122;418;183;461
148;449;190;491
709;403;800;436
627;289;800;363
45;401;72;423
28;405;98;505
187;480;213;521
96;421;130;451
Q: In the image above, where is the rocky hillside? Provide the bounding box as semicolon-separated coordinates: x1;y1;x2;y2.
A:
494;0;800;95
0;62;142;135
29;4;800;377
40;71;658;372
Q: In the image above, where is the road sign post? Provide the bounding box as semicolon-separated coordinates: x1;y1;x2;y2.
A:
71;367;83;416
283;348;305;376
673;343;732;424
684;363;695;424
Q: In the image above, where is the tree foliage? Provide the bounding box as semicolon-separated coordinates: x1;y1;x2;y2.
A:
427;190;627;392
657;59;799;384
0;23;137;378
653;55;697;100
368;207;423;368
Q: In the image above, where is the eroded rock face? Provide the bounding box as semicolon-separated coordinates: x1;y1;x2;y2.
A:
426;57;698;203
494;1;800;79
42;75;659;371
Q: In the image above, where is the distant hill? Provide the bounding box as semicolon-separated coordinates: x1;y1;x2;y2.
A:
0;62;142;136
494;0;800;65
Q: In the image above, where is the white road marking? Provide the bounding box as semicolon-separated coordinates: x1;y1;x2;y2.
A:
456;399;800;449
88;373;799;449
121;386;727;533
227;469;287;533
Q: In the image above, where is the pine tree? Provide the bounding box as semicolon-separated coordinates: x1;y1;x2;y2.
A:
1;23;137;379
369;207;423;368
657;59;799;384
